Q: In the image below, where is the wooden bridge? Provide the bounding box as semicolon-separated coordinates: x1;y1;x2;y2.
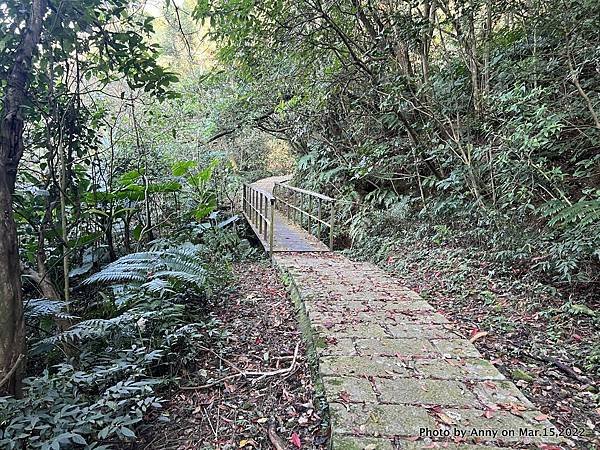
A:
242;175;335;254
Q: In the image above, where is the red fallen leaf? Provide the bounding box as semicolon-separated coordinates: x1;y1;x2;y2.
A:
338;390;351;404
534;414;549;421
572;334;582;342
483;408;495;419
290;432;301;448
469;327;480;338
558;404;572;413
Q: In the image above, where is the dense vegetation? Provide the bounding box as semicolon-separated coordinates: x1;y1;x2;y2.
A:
0;0;598;447
197;0;599;282
0;1;261;447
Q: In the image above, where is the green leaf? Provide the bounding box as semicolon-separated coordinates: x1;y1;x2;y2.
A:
172;160;197;177
120;427;136;438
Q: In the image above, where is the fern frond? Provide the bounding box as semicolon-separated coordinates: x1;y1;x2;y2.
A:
545;199;600;227
84;244;207;295
24;298;79;321
33;314;135;349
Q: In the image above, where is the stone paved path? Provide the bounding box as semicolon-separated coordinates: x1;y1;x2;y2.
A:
273;252;564;449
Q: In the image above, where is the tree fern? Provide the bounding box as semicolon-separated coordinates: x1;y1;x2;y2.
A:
84;245;206;293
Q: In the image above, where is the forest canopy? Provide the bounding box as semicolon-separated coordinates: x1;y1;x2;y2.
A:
195;0;599;280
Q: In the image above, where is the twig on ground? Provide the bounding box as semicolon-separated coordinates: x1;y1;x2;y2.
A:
198;344;245;375
203;406;217;439
180;373;242;390
181;342;301;390
523;352;590;384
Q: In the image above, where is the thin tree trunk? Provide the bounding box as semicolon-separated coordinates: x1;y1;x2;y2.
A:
59;139;70;302
36;198;60;299
0;0;47;397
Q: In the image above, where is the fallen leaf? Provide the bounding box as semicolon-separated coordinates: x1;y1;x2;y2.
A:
290;432;302;448
435;410;456;425
268;426;286;450
298;415;309;425
338;390;351;403
534;414;549;421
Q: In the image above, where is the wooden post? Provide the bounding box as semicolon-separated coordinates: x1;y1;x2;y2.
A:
317;198;322;239
242;185;246;215
259;192;263;234
302;193;306;229
269;198;275;257
329;201;335;250
253;190;258;226
263;194;268;240
308;195;313;233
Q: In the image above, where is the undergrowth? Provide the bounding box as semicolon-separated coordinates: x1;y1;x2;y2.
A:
0;224;253;449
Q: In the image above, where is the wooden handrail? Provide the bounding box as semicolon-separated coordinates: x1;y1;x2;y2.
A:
242;184;275;256
273;182;335;250
275;183;334;202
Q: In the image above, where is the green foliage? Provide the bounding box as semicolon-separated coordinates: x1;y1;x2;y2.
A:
84;245;206;293
24;298;78;322
0;356;163;450
2;232;239;448
197;0;600;281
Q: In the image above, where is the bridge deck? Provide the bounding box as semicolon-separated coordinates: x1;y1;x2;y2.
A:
247;176;329;253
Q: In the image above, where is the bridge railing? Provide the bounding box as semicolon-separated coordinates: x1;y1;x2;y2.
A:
242;184;275;255
273;182;335;250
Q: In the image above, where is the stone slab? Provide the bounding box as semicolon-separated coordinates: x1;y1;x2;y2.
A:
375;377;479;407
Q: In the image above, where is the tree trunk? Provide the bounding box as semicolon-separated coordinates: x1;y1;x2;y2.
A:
0;0;47;397
36;201;60;300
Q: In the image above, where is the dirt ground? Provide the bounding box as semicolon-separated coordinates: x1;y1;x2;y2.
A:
139;261;328;449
